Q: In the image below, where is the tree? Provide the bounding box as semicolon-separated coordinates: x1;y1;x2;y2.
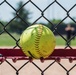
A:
50;19;65;24
0;24;3;33
0;21;7;33
9;1;31;34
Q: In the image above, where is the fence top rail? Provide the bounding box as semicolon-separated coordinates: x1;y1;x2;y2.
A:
0;49;76;57
0;49;76;63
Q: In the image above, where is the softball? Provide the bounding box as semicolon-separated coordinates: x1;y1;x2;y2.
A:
19;24;56;59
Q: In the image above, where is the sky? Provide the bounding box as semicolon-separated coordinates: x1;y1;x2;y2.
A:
0;0;76;24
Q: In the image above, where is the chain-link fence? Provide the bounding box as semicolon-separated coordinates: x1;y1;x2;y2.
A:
0;0;76;75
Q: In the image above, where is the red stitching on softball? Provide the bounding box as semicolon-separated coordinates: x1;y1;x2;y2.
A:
35;25;46;58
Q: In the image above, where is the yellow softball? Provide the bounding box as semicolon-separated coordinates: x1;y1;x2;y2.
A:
19;24;56;59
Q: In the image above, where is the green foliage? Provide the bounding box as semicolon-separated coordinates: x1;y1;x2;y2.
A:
9;1;31;34
0;25;3;32
51;19;65;24
0;21;7;33
46;19;67;35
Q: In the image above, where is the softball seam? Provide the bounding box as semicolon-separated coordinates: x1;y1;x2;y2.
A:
35;25;45;58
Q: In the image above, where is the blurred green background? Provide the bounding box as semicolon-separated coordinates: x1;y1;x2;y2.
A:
0;33;76;46
0;1;76;47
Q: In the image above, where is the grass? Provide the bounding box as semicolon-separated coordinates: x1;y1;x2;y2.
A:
56;36;76;46
0;33;76;46
0;33;20;46
56;36;65;46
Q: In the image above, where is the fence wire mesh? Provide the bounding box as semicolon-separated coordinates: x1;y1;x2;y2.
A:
0;0;76;75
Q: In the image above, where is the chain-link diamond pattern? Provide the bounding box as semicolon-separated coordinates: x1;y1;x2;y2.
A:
0;0;76;75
